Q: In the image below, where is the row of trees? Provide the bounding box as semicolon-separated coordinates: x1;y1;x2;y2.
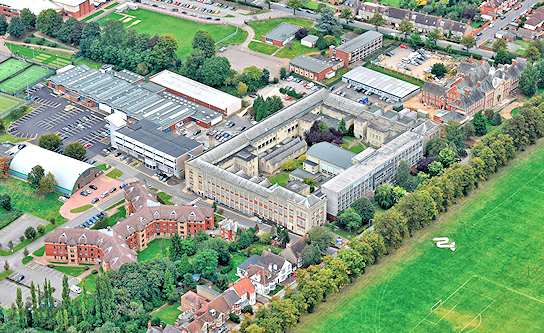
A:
252;95;283;122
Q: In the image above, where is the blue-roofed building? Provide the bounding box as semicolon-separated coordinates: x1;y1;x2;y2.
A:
304;142;357;177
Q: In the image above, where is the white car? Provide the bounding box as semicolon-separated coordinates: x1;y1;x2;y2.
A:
70;286;82;294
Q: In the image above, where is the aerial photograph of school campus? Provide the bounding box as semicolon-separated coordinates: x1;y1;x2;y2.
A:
0;0;543;331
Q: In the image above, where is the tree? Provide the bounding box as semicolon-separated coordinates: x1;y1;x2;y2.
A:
39;133;62;150
473;111;488;136
399;19;413;40
301;244;321;268
484;108;494;121
429;28;443;41
492;38;508;53
431;63;447;78
179;238;197;256
396;190;438;234
0;14;8;34
492;112;502;126
0;157;9;179
192;30;216;58
25;226;37;240
374;207;407;249
7;16;25;38
361;229;387;262
20;8;36;30
237;82;248;96
39;172;57;194
193;249;218;279
302;177;318;192
169;233;183;262
494;48;515;65
4;260;8;271
35;8;63;37
338;118;346;134
316;35;336;50
0;194;11;211
23;247;29;257
149;34;178;71
28;165;45;189
337;208;362;231
317;7;339;36
445;121;467;151
519;64;539;96
37;224;46;234
460;36;476;50
438;147;457;168
375;184;395;209
308;226;332;251
259;232;271;244
526;46;541;63
200;56;230;88
163;269;178;303
350;197;375;224
239;232;252;249
279;67;287;79
369;13;386;31
7;241;13;251
286;0;303;15
339;7;352;23
281;158;297;171
395;160;412;187
410;31;423;47
64;142;86;160
426;138;449;157
428;161;444;177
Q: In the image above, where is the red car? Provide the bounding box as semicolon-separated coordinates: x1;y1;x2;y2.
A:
84;143;92;148
284;96;292;100
400;44;407;49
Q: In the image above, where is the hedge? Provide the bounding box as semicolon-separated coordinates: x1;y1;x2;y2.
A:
436;45;482;60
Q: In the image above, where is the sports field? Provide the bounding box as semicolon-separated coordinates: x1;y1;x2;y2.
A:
98;9;240;59
296;140;544;333
6;43;73;69
0;66;53;94
0;58;31;82
0;93;23;115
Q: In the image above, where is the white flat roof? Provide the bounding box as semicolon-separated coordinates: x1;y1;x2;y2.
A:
0;0;60;13
343;66;420;99
149;70;241;111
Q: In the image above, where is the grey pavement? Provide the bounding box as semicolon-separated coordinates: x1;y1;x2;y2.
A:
221;45;290;75
0;214;48;251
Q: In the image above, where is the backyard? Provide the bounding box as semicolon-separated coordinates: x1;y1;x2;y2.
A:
152;302;182;325
227;253;250;281
138;238;170;262
98;9;241;59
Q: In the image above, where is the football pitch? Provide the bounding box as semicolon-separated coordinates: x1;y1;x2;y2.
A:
0;66;53;94
296;141;544;333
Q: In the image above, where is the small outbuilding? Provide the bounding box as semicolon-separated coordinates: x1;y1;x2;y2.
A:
301;35;319;48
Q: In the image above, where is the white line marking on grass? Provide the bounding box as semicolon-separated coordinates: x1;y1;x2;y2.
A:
426;302;461;325
477;276;544;304
459;300;495;333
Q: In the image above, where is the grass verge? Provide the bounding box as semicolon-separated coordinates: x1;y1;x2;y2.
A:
70;204;93;213
106;169;123;179
22;256;33;264
0;269;13;282
81;10;105;21
52;265;87;277
157;192;175;205
33;246;45;257
248;41;278;55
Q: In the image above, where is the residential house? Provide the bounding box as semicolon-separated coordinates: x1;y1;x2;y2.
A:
523;6;544;31
384;7;471;37
218;218;246;242
280;235;308;269
180;291;208;312
479;0;516;17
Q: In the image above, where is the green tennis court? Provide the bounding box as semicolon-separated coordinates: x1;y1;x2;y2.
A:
0;58;31;82
0;65;53;94
0;93;23;114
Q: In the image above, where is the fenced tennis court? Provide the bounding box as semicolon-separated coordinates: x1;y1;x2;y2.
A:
0;58;31;82
0;93;24;118
0;65;54;95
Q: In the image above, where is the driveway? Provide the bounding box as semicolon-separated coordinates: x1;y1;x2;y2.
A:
221;46;290;75
0;214;49;251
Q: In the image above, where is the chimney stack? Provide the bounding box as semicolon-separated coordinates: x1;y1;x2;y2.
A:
268;263;272;271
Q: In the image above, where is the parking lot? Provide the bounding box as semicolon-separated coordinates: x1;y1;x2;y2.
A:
9;86;110;158
0;260;81;306
0;214;48;251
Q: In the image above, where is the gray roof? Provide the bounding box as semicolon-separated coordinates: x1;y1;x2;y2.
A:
336;30;382;54
260;138;307;165
290;167;318;181
422;81;447;96
117;119;200;158
302;34;318;43
289;55;334;74
345;66;420;99
306;142;356;170
238;254;261;271
262;22;301;42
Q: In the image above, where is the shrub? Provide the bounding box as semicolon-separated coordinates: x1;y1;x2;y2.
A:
84;266;90;271
37;224;46;234
220;266;231;274
242;305;254;314
92;269;98;274
47;264;54;268
48;42;57;48
50;217;56;225
29;33;35;38
24;38;31;43
36;38;45;45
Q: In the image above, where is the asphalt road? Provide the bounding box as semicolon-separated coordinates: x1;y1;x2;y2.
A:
9;86;110;158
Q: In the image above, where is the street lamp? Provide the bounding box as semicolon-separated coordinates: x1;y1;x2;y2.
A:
31;47;35;61
56;54;59;69
24;74;29;96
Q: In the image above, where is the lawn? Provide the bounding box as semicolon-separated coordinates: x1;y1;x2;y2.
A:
33;246;45;257
52;265;87;277
0;269;13;282
96;164;112;171
322;67;351;86
74;58;103;69
0;93;24;116
157;192;175;205
5;43;73;68
268;173;289;186
227;253;250;281
303;1;333;11
218;28;248;47
348;143;366;154
138;238;170;262
296;139;544;333
105;2;119;9
98;9;240;59
275;40;316;59
99;206;126;227
152;302;182;325
78;271;99;294
70;204;93;213
81;10;104;21
248;17;313;41
248;41;278;55
106;169;123;179
470;21;485;29
105;199;124;211
22;256;32;264
379;0;400;6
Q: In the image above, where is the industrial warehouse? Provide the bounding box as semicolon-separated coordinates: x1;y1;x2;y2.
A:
48;65;230;132
342;66;421;102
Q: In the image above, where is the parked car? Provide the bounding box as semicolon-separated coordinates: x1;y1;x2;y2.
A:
70;286;82;294
109;187;117;193
400;44;407;48
89;185;97;190
100;191;109;198
16;275;24;282
84;143;92;148
91;198;99;204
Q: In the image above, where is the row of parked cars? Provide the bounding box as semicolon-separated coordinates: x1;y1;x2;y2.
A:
76;211;107;228
154;172;171;182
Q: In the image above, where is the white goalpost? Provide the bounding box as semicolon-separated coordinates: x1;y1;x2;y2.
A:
431;299;443;313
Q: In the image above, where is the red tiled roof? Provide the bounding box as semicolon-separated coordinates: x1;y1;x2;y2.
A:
233;277;255;296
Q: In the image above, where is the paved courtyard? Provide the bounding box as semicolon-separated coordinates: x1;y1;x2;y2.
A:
221;46;290;75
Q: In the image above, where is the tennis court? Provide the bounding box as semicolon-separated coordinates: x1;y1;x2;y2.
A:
0;66;53;94
0;58;31;82
0;93;23;115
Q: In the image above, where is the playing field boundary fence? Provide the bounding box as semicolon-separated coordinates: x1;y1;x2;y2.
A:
0;96;27;119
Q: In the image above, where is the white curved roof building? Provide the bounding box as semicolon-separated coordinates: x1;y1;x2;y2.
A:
9;145;102;194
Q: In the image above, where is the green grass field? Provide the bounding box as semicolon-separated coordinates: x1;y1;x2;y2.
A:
78;271;99;294
0;269;13;282
0;93;23;114
275;40;316;59
157;192;174;205
248;41;278;55
33;246;45;257
70;204;93;213
138;238;170;262
106;169;123;179
6;43;73;68
296;140;544;333
0;58;31;82
74;58;103;69
228;253;250;281
248;17;313;41
52;265;87;277
98;9;240;59
0;66;54;94
81;10;105;21
269;173;289;186
152;302;182;325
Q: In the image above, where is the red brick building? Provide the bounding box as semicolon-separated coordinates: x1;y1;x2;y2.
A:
218;218;246;242
261;22;301;46
289;55;343;81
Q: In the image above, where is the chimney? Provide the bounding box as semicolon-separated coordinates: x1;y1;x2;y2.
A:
159;325;163;329
268;263;272;271
512;59;516;65
107;227;111;231
439;15;442;19
477;81;481;87
286;242;292;248
465;89;469;95
148;320;151;329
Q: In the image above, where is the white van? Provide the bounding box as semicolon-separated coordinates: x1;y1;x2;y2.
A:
70;286;82;294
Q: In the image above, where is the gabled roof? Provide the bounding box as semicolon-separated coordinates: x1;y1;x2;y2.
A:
262;22;301;42
232;277;255;296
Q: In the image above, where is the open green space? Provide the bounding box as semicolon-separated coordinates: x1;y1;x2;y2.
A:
138;238;170;262
152;302;182;325
0;93;23;115
0;206;22;229
78;271;99;294
227;253;250;281
0;269;13;282
70;204;93;213
106;169;123;179
81;10;104;21
6;43;73;68
22;256;33;264
303;1;333;11
0;65;54;94
470;21;485;29
275;40;316;59
347;143;366;154
269;173;289;186
52;265;87;277
296;140;544;333
379;0;400;6
248;41;278;55
219;28;248;47
97;164;112;171
98;9;240;59
33;246;45;257
94;206;126;228
157;192;174;205
74;58;103;69
248;17;313;41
